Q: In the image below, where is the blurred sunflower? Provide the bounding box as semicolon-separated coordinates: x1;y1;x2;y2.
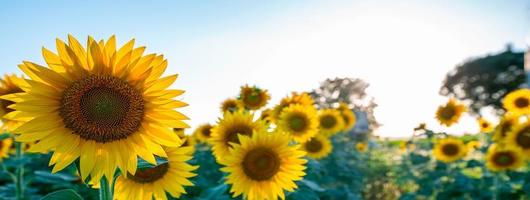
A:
318;109;345;136
210;111;266;163
193;123;213;143
221;98;243;113
493;114;518;142
239;85;270;110
485;144;524;172
221;130;307;200
3;35;188;182
433;138;467;163
301;135;332;159
272;92;315;121
477;118;493;133
114;146;197;200
259;108;273;124
174;128;196;154
277;104;319;143
0;75;25;131
466;140;480;151
505;122;530;159
0;137;13;161
435;98;466;126
356;142;368;153
340;108;356;132
503;89;530;116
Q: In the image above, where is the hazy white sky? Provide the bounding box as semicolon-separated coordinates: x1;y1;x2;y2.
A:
1;1;529;138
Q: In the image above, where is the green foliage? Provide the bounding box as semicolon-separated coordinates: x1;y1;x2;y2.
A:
41;189;83;200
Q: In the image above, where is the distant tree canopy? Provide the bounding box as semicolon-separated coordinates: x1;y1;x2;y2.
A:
440;47;526;115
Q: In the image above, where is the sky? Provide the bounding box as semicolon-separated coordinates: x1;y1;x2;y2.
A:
1;0;529;138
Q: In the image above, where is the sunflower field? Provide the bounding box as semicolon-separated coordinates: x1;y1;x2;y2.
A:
0;35;528;200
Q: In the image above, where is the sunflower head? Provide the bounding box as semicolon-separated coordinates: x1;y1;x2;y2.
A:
340;108;356;132
7;35;188;182
503;89;530;116
277;104;319;143
0;75;25;131
318;109;345;136
477;118;493;133
259;108;273;124
210;111;266;163
221;130;307;200
193;123;214;143
221;98;243;113
356;142;368;153
506;122;530;159
174;128;196;153
493;114;518;142
272;92;315;121
486;144;524;172
466;140;480;151
239;85;270;110
302;135;332;159
433;137;467;163
435;98;466;127
0;137;13;161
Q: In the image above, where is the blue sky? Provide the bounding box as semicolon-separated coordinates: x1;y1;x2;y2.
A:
1;1;529;138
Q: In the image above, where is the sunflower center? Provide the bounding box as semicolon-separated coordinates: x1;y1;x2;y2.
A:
0;87;23;114
225;124;253;147
60;75;144;143
128;163;169;183
288;114;308;133
440;106;456;120
514;97;529;108
441;143;459;156
515;127;530;149
481;122;489;128
493;152;515;166
305;139;323;153
201;126;212;137
500;121;513;137
242;147;281;181
320;115;337;129
244;91;261;106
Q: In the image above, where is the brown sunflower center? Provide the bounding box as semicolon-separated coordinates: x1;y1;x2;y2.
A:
201;126;212;137
288;113;308;133
222;101;238;113
243;91;262;106
60;75;144;143
0;87;23;114
481;122;489;128
492;152;515;167
225;124;253;147
499;121;513;137
441;143;459;156
128;163;169;183
320;115;337;129
242;147;281;181
440;106;456;120
515;127;530;149
514;97;529;108
305;139;323;153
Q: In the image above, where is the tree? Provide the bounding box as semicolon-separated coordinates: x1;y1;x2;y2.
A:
439;46;525;115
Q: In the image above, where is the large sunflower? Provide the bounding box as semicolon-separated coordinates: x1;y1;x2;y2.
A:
277;104;319;143
477;118;493;133
239;85;270;110
193;123;213;143
435;98;466;126
272;92;315;121
220;98;243;113
114;146;197;200
0;75;25;131
433;138;467;163
3;35;188;182
221;130;307;200
485;144;524;172
210;110;266;163
301;134;332;159
505;122;530;159
0;137;13;161
318;109;345;136
503;89;530;116
493;114;518;142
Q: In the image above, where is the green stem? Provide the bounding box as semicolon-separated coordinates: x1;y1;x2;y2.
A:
15;142;24;200
99;178;113;200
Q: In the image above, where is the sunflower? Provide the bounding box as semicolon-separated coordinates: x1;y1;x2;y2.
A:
485;144;524;172
0;75;25;131
221;98;243;113
277;104;319;143
210;110;266;163
301;135;332;159
259;108;273;124
340;108;356;132
239;85;270;110
272;92;315;121
503;89;530;116
3;35;188;182
435;98;466;126
466;140;480;151
114;146;197;200
0;137;13;161
505;122;530;159
433;138;467;163
221;130;307;200
318;109;345;136
477;118;493;133
493;114;518;142
356;142;368;153
174;128;195;154
193;123;213;143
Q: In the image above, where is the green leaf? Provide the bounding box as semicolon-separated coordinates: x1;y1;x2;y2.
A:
300;179;325;192
0;133;12;140
41;189;83;200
